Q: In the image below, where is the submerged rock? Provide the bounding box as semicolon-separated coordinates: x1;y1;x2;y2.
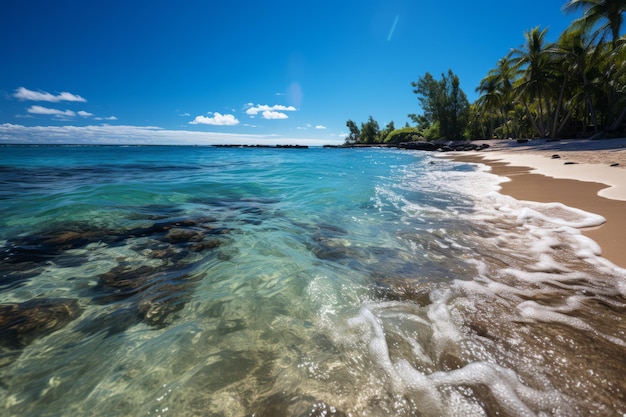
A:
0;298;82;348
372;282;436;306
2;213;232;330
249;392;346;417
93;261;199;328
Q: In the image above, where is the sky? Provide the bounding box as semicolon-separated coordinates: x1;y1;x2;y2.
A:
0;0;579;146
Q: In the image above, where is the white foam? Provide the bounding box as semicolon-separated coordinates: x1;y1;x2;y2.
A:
428;361;564;416
327;155;626;415
341;295;572;416
515;202;606;229
518;300;626;347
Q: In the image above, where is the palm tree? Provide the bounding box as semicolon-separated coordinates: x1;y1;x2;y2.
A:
551;27;601;134
475;77;499;138
510;26;555;137
476;57;517;138
599;36;626;132
564;0;626;47
608;36;626;131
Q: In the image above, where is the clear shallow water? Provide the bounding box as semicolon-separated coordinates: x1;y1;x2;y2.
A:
0;145;625;416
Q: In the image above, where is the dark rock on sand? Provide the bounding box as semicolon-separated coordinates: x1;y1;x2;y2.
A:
398;141;440;151
0;298;82;348
397;141;490;152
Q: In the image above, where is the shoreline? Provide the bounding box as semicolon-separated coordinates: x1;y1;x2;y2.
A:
446;139;626;268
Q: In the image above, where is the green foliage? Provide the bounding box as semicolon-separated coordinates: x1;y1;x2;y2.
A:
360;116;381;143
474;2;626;139
381;120;395;140
564;0;626;47
343;4;625;145
410;70;470;140
383;127;421;144
345;119;360;144
345;117;397;144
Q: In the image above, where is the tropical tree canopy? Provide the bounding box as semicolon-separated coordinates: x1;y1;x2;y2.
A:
409;69;470;140
564;0;626;46
474;1;625;140
344;1;625;144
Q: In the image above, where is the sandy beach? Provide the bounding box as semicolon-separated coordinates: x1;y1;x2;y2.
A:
448;138;626;268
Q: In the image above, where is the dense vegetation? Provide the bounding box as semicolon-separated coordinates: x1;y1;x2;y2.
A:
345;0;625;145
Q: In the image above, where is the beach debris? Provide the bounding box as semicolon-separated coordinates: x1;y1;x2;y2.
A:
0;298;82;348
564;161;578;165
610;163;620;167
551;154;561;159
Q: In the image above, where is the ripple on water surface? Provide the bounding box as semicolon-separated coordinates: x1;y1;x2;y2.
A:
0;146;624;416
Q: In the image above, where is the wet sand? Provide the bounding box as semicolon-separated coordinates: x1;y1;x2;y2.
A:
447;138;626;269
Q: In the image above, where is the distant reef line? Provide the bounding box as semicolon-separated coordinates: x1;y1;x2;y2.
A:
323;140;490;152
0;141;490;152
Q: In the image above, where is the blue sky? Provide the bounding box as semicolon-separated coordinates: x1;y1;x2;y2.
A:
1;0;578;145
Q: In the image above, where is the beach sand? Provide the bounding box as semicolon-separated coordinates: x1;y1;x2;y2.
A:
448;138;626;268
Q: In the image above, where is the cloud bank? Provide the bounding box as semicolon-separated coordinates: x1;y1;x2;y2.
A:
0;123;334;146
190;112;240;126
14;87;86;103
27;105;76;117
245;104;297;119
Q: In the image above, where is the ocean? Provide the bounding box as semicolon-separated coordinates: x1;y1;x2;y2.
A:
1;145;624;416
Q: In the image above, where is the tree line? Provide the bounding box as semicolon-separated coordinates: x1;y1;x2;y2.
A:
345;0;625;145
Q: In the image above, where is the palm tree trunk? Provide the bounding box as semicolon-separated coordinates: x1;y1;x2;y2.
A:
557;108;574;135
524;102;543;138
581;71;600;133
551;76;568;138
609;105;626;132
537;97;547;137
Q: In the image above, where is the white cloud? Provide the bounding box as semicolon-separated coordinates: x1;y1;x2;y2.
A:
190;112;240;126
14;87;86;103
297;123;326;130
27;105;76;117
245;104;296;119
94;116;118;121
77;110;94;117
0;123;339;146
261;110;288;120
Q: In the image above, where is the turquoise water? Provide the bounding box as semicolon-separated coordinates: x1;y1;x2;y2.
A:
1;145;625;416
